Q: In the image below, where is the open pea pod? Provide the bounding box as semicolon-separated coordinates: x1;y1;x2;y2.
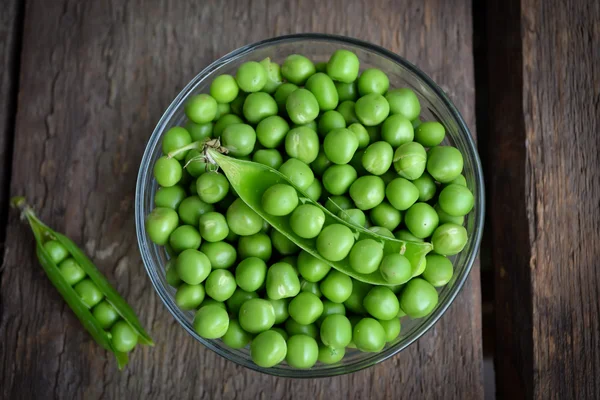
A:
11;197;153;369
206;150;433;285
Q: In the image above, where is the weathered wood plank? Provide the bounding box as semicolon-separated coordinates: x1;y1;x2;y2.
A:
488;0;600;398
0;1;482;399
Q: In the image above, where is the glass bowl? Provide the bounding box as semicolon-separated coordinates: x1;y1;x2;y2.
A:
135;33;484;378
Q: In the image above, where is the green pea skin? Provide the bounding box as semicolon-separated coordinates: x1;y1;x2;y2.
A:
286;89;320;125
381;114;414;147
412;172;437;202
162;127;191;160
175;283;205;310
327;49;360;83
285;334;319;369
238;233;272;261
297;251;331;283
92;300;120;329
399;278;438;318
185;94;218;124
253;149;283;170
274;83;298;110
210;74;239;103
320;270;353;303
348;239;384;274
266;262;301;300
215;102;231;120
322;164;357;195
165;259;182;287
393;142;427;180
256;115;290;149
198;212;230;242
394;229;424;242
153;156;182;188
438;184;474;216
335;81;358;102
58;258;86;286
415;121;445;147
175;249;212;285
355;93;390;126
370;202;401;231
261;183;299;217
211;114;241;138
423;254;454;287
196;172;230;204
271;229;300;255
434;203;465;225
242;92;278;124
379;318;401;342
301;279;322;297
305;72;339;111
352;318;386;352
290;204;325;239
348;123;370;149
251;330;288;368
226;288;259;314
317;110;346;137
305;179;323;202
169;225;202;254
146;207;179;245
194;304;230;339
343;279;371;314
404;202;440;239
43;240;69;264
318;345;345;364
204;269;236;302
363;286;400;320
178;195;214;226
446;174;467;187
385;88;421;120
235;257;267;292
380;253;412;284
285;126;320;164
349;176;386;210
338;208;367;228
431;223;468;255
239;298;276;333
222;319;252;349
362;141;394;176
316;224;355;262
221;123;257;156
235;61;267;92
285;319;319;339
323;128;358;165
185;120;213;141
278;158;314;190
184;150;209;178
226;198;263;236
269;298;290;324
289;292;324;325
357;68;390;96
110;321;138;353
259;57;283;94
426;146;464;183
319;314;352;348
281;54;315;85
317;300;346;325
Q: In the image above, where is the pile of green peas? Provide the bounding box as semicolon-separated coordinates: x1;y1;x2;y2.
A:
146;49;475;368
43;240;140;353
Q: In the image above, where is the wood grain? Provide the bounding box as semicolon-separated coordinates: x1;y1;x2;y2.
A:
0;1;482;399
489;0;600;398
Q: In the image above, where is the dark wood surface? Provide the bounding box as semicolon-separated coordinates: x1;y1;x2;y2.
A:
0;0;483;399
488;0;600;399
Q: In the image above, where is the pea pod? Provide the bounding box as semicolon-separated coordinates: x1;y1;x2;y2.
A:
205;149;433;285
11;197;154;369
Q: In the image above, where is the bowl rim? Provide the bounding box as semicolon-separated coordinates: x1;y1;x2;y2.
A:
135;33;485;378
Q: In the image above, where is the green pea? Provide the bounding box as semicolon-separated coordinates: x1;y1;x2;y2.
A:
162;127;192;160
226;288;258;314
226;198;263;236
297;251;331;283
286;334;319;369
210;74;239;103
320;314;352;348
315;224;355;262
385;88;421;120
236;61;267;92
175;249;211;285
285;319;319;339
355;93;389;126
205;269;236;301
426;146;464;183
198;241;236;270
230;92;247;116
349;175;385;210
286;88;320;125
370;226;394;238
380;168;398;185
393;142;427;180
259;57;283;94
271;229;300;255
290;204;325;239
381;114;414;147
266;262;300;300
438;184;474;217
194;304;229;338
274;83;298;110
43;240;69;264
110;321;138;353
317;110;346;137
145;207;179;245
370;202;401;231
348;123;370;149
221;123;256;157
185;120;213;141
251;330;287;367
253;149;283;169
58;258;86;286
185;94;218;124
380;253;412;285
434;203;465;225
352;318;386;352
196;172;229;204
165;259;182;287
222;319;252;349
238;233;272;261
215;102;231;120
318;300;346;325
198;211;229;242
336;100;359;125
175;283;205;310
269;298;290;324
184;150;208;178
431;223;468;255
281;54;315;85
255;115;289;149
447;174;467;187
413;256;427;276
292;120;318;131
153;156;182;187
306;72;339;111
324;195;353;213
278;158;314;190
235;257;267;292
272;328;289;341
214;113;244;137
379;318;401;342
338;208;367;228
399;278;438;318
92;300;119;329
412;172;437;202
239;298;276;333
362;141;394;176
305;178;323;201
343;279;371;314
366;125;381;143
284;126;320;164
323;128;358;165
358;68;389;96
301;280;322;297
422;254;454;287
320;270;353;303
327;49;359;83
288;292;324;325
167;225;201;254
318;345;345;364
322;164;357;195
404;202;439;239
414;121;445;147
178;195;214;226
363;287;400;320
348;239;384;274
261;184;299;217
335;81;358;102
242;92;278;124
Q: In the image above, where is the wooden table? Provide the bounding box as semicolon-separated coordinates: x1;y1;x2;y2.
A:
0;0;597;399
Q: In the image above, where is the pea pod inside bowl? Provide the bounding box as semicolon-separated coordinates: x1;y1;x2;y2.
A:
135;34;484;377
